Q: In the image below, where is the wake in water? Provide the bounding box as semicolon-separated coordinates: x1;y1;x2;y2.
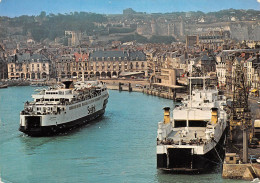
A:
0;175;13;183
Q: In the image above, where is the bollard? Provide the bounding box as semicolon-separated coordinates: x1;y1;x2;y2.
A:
128;83;132;92
119;82;122;91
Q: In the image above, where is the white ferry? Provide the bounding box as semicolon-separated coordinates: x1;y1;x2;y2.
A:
157;77;227;172
19;80;109;136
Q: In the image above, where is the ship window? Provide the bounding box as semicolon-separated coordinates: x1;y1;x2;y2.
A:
36;99;40;102
50;99;54;101
55;99;59;101
188;120;207;127
174;120;186;127
45;99;49;101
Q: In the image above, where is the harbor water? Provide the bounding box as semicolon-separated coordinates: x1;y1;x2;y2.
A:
0;87;244;183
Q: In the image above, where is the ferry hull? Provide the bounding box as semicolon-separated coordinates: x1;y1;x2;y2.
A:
19;108;105;136
157;128;227;172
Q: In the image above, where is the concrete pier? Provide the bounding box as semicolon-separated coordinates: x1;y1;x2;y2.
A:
142;88;175;99
99;79;187;100
128;83;132;92
222;163;260;181
118;82;123;91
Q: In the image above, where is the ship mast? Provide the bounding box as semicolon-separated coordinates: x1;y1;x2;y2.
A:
189;77;192;108
80;46;85;82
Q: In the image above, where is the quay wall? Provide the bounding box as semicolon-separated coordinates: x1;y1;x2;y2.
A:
106;84;177;100
100;79;180;100
222;164;260;181
3;78;184;100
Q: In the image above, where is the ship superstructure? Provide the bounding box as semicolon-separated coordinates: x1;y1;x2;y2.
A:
19;80;109;136
157;77;227;172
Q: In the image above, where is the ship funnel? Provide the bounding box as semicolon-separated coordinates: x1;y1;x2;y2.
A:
163;107;170;124
211;108;218;124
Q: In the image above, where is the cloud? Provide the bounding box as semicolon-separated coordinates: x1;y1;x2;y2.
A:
257;0;260;3
0;0;2;3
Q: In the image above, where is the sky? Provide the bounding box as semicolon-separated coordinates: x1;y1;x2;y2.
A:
0;0;259;17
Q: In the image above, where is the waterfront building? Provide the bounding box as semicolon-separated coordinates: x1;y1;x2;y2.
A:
156;68;181;86
246;56;260;90
89;50;147;78
56;52;89;79
56;50;147;80
7;53;51;80
0;57;8;79
186;35;199;48
65;31;82;47
216;52;226;88
197;53;216;73
246;41;260;49
187;58;199;75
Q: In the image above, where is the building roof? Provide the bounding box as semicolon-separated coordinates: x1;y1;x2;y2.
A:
235;57;243;64
7;53;49;63
216;52;223;58
246;56;256;62
201;54;210;61
90;51;126;59
74;52;88;62
129;51;146;61
30;54;49;62
89;50;146;61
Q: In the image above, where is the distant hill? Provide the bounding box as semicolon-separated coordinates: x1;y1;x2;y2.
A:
0;9;259;43
0;11;108;42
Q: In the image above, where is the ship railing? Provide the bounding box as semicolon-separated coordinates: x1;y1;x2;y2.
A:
157;137;206;146
21;111;32;115
24;101;34;106
70;92;102;104
33;107;64;115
